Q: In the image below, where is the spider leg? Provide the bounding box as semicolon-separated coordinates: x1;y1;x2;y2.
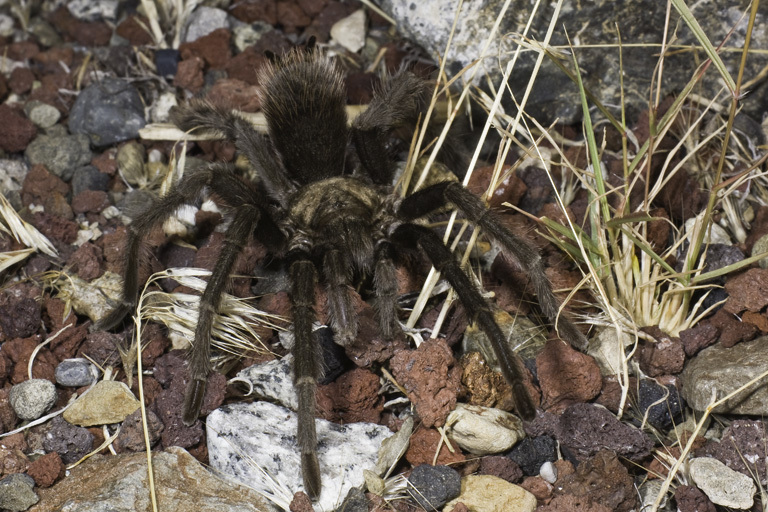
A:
391;223;537;420
288;255;323;499
171;100;296;204
398;181;588;351
351;71;428;185
182;203;263;425
323;249;357;346
373;241;399;339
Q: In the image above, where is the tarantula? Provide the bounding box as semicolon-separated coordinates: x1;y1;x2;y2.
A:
101;44;587;499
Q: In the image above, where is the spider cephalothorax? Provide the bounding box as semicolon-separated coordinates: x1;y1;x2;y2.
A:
101;44;587;499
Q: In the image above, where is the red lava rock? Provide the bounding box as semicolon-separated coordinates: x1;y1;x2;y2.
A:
674;485;716;512
67;242;104;281
1;433;27;452
231;0;278;24
179;28;232;68
646;207;671;252
276;1;312;32
0;297;41;339
709;308;758;348
537;494;613;512
724;268;768;314
0;352;8;387
91;148;118;175
5;336;57;384
5;41;40;61
206;78;261;112
0;445;29;476
405;427;466;467
679;322;719;356
390;338;462;428
536;338;601;412
22;166;69;207
127;376;162;407
153;383;204;449
297;0;329;17
467;165;527;209
478;455;523;483
460;352;517;411
48;322;88;362
742;310;768;332
114;408;164;452
289;491;314;512
0;74;7;102
305;1;354;42
555;403;654;462
637;327;685;377
32;47;74;74
0;388;17;433
316;368;383;423
43;416;94;464
555;449;637;512
520;475;553;502
78;331;123;368
115;15;154;46
31;212;78;245
9;67;35;95
0;105;36;153
48;7;112;46
225;47;267;85
97;227;127;274
138;323;171;368
174;57;206;93
26;452;63;488
43;193;74;220
72;190;110;214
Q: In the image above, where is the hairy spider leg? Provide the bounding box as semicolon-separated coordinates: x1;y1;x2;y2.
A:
288;256;323;499
372;241;400;340
391;223;537;420
398;181;588;352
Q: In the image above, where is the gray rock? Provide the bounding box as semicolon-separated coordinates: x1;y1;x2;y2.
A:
207;401;393;511
184;6;229;43
407;465;461;510
55;358;97;387
28;18;61;47
71;165;110;196
30;447;270;512
0;474;38;512
69;78;146;147
67;0;119;21
681;336;768;414
379;0;768;124
9;378;57;420
235;355;298;410
58;272;123;324
0;159;28;211
25;133;92;179
24;101;61;129
754;233;768;269
689;457;755;509
43;416;94;464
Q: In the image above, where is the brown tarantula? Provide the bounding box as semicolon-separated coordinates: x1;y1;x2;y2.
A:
101;44;587;499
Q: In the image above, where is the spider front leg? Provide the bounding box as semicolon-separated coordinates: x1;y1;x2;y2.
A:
288;255;323;499
398;181;588;352
391;223;537;420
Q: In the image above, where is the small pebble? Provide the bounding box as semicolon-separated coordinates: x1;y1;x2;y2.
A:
407;464;461;510
539;461;557;484
331;10;366;53
43;416;94;464
445;403;524;455
63;380;140;426
23;100;61;128
155;49;180;78
753;233;768;269
9;378;57;420
689;457;755;509
637;379;683;430
444;475;536;512
0;473;38;512
506;435;557;476
24;133;93;179
55;358;97;387
184;6;229;42
71;165;110;196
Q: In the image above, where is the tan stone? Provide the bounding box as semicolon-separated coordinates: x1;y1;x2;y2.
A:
63;380;139;426
444;475;536;512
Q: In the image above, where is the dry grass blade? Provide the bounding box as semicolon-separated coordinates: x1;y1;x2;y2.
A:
0;248;35;274
0;193;57;257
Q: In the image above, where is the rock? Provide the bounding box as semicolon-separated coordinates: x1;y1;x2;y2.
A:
445;403;525;455
506;435;557;476
555;449;637;512
479;456;523;483
689;457;755;509
406;427;466;467
444;475;536;512
57;271;123;324
754;233;768;269
463;310;547;363
588;327;633;376
63;380;140;426
0;159;27;210
42;416;94;465
9;379;57;420
407;464;461;510
0;473;38;512
536;338;602;411
184;6;229;43
68;78;146;147
67;0;119;21
114;408;163;452
681;335;768;414
71;165;110;196
206;401;393;511
26;452;63;488
55;359;97;387
684;219;732;245
637;379;683;431
234;355;297;410
539;461;557;484
23;101;61;129
29;447;271;512
24;133;92;179
0;105;36;153
330;10;366;53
